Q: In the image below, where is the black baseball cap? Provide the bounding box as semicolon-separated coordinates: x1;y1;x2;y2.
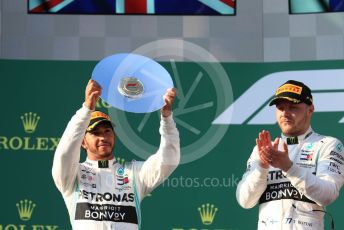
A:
86;111;114;132
269;80;313;106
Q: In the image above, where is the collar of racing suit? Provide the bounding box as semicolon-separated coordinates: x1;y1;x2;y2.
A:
281;127;313;145
85;157;116;168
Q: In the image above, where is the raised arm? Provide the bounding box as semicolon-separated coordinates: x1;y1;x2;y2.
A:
137;88;180;197
52;79;101;194
236;131;272;208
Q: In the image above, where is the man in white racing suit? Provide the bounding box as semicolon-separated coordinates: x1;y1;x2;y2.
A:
52;79;180;229
236;80;344;229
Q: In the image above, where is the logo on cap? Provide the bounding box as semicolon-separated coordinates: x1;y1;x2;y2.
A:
118;77;144;99
276;84;302;95
269;80;313;106
86;111;113;132
90;111;111;121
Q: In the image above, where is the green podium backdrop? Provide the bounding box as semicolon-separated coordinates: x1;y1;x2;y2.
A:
1;59;344;229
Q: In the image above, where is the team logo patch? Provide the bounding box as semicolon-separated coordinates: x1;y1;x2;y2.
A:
117;167;125;175
336;143;343;152
304;143;314;150
116;166;130;188
98;160;109;168
300;152;313;161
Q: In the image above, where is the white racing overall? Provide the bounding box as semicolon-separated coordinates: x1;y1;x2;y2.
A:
52;105;180;229
237;128;344;230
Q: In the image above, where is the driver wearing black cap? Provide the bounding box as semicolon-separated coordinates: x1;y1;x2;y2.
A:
52;79;180;230
236;80;344;230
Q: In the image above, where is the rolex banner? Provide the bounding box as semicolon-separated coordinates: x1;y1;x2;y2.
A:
1;59;344;229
